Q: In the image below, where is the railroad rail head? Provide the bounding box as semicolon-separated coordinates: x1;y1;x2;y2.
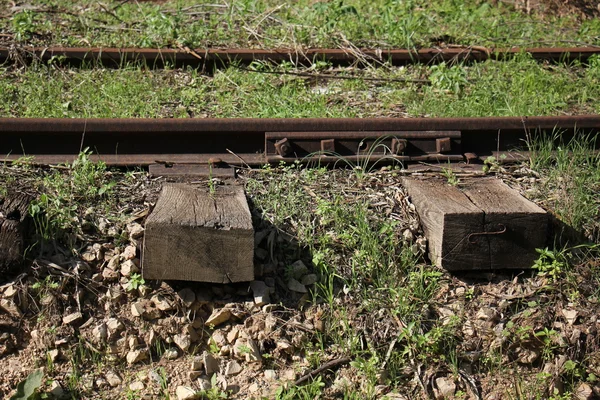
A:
1;46;599;68
0;117;598;171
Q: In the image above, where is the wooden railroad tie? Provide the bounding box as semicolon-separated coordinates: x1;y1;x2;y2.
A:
402;177;548;270
0;191;33;275
142;184;254;283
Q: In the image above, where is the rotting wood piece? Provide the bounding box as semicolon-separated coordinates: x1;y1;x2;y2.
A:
142;184;254;283
0;191;33;275
462;179;548;270
402;177;547;270
402;177;486;270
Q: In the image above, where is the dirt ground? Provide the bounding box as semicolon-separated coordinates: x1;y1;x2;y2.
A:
1;162;599;399
529;0;600;18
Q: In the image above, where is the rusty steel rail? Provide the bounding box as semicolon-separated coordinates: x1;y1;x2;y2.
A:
1;116;599;168
1;46;599;68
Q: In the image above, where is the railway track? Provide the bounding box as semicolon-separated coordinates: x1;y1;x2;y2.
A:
1;116;599;169
1;46;599;68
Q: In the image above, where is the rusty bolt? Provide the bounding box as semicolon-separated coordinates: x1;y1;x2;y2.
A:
274;138;292;157
391;138;407;154
436;137;452;153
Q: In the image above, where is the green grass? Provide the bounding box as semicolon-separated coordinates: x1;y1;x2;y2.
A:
245;160;600;398
407;54;600;116
1;2;599;398
246;164;448;396
29;149;117;247
527;131;600;241
3;148;599;398
1;0;598;49
1;54;599;118
275;376;325;399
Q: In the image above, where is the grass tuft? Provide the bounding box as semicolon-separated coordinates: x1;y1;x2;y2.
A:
1;57;599;118
1;0;598;49
527;131;600;240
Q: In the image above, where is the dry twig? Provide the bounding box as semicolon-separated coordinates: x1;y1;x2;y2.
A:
294;356;351;386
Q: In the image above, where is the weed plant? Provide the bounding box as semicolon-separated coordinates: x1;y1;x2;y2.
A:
247;158;600;397
29;149;116;248
246;164;452;396
527;132;600;240
2;0;598;49
2;54;599;118
275;376;325;400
